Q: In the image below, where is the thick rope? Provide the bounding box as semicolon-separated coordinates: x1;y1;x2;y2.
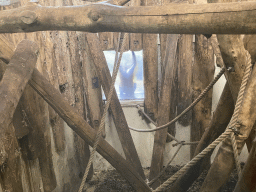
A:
154;52;252;192
129;67;226;133
229;51;252;178
78;33;128;192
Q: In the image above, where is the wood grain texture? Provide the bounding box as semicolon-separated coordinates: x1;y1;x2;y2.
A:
0;39;38;192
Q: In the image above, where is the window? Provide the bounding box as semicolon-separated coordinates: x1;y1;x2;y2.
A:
103;50;144;100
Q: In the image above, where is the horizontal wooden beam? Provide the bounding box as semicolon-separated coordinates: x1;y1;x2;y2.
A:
1;1;256;34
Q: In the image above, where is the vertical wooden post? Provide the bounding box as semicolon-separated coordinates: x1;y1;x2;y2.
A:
141;0;159;121
191;34;214;158
149;34;179;188
78;32;105;137
177;34;193;126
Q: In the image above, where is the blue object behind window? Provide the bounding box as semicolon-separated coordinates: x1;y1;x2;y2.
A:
103;50;144;100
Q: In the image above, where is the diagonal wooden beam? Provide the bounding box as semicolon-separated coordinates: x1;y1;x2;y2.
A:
85;33;145;179
28;69;151;192
0;39;39;192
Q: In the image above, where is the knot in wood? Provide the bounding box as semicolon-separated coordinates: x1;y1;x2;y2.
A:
88;10;100;22
20;10;37;25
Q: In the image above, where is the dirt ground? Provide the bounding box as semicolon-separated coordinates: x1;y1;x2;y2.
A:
83;164;241;192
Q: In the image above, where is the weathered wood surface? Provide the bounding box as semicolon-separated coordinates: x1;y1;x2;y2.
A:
26;69;151;192
42;31;66;154
0;39;38;192
85;32;145;179
0;1;256;34
177;34;193;126
79;32;105;137
99;32;114;50
191;34;214;158
234;137;256;192
149;34;179;188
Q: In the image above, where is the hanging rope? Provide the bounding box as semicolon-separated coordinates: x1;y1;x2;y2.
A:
129;67;226;133
153;51;252;192
229;51;252;178
78;33;128;192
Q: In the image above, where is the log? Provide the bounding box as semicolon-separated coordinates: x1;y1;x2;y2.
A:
234;137;256;192
68;30;94;180
177;34;193;126
78;32;105;137
190;34;214;158
85;32;145;179
149;34;179;188
27;69;151;192
0;39;38;192
43;31;66;154
1;1;256;34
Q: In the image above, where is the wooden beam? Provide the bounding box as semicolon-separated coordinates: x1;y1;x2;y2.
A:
149;34;179;188
78;32;105;137
85;32;145;179
0;39;38;192
177;34;193;126
191;34;214;158
0;1;256;34
27;69;151;192
234;137;256;192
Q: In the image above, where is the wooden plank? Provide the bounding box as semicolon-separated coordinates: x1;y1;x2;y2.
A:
142;36;158;120
190;34;214;158
98;32;114;50
42;31;66;153
0;39;38;192
85;32;145;179
141;0;158;121
68;30;94;180
78;32;105;137
27;69;151;192
177;34;193;126
149;34;179;188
